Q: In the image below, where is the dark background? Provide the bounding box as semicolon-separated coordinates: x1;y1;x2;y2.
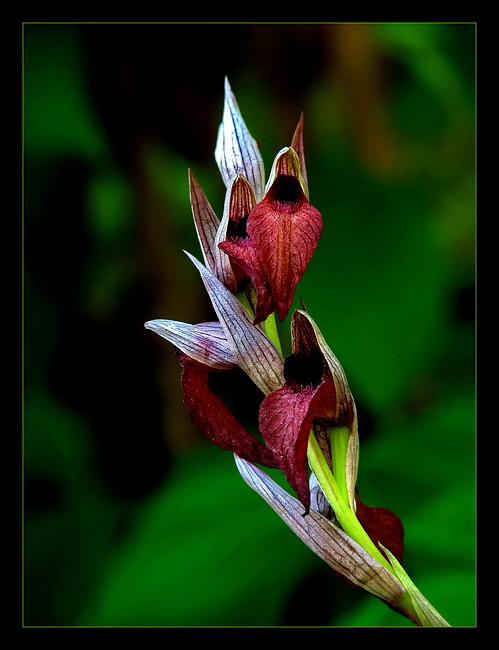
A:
23;22;475;627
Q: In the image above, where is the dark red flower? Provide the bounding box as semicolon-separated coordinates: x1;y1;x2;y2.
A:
258;309;355;512
258;360;334;511
219;146;323;324
178;350;279;470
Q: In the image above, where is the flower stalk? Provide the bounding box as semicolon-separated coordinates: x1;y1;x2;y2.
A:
145;78;451;627
307;431;392;572
330;426;351;506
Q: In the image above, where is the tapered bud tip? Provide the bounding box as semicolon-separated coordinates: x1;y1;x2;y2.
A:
216;77;265;201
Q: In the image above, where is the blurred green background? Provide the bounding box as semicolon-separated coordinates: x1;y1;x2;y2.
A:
23;22;475;627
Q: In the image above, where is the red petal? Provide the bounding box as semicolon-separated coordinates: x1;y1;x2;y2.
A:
247;187;323;321
179;351;279;469
218;237;275;324
259;380;331;511
355;494;405;564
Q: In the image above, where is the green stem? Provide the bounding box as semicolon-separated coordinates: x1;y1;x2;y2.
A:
308;430;452;626
236;294;283;357
263;311;283;356
236;291;254;317
331;426;350;506
307;432;393;573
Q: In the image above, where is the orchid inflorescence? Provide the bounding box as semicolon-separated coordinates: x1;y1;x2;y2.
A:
145;78;450;627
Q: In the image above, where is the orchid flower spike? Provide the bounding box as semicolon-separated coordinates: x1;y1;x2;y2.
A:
144;78;452;628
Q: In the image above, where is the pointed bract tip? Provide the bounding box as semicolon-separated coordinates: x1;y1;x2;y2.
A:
224;76;236;102
291;113;305;142
290;113;308;198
